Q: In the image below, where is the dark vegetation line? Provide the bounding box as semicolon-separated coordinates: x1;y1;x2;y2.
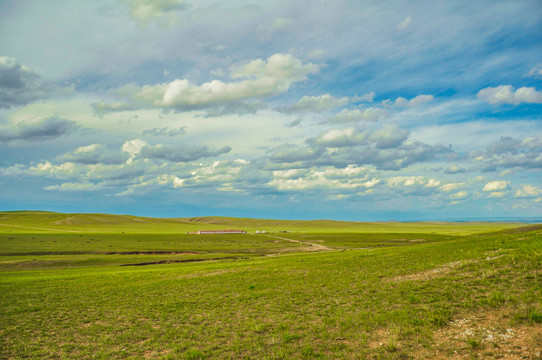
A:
0;250;201;256
120;256;249;266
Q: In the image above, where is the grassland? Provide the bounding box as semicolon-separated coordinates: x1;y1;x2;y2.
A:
1;212;540;359
0;211;522;234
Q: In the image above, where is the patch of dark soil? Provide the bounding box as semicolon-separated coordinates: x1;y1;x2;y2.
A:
120;256;243;266
105;251;199;255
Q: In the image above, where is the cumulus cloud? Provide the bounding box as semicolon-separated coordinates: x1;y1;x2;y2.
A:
0;116;79;142
450;191;468;199
92;102;137;117
383;176;445;197
140;143;231;162
272;168;309;180
425;179;441;187
269;165;378;191
387;176;426;187
0;56;70;108
351;91;376;103
393;94;434;108
4;138;236;195
330;107;388;123
277;94;348;114
176;160;272;192
485;136;523;155
477;85;542;105
482;180;508;192
444;165;468;174
200;101;267;117
439;182;464;192
515;184;542;198
58;144;129;165
312;127;367;148
95;54;319;114
267;144;324;163
142;126;186;137
266;124;452;171
371;124;409;149
121;0;190;26
44;182;106;192
471;135;542;171
122;139;149;157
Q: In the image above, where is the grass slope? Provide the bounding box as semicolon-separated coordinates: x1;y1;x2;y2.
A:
0;211;524;235
0;212;540;359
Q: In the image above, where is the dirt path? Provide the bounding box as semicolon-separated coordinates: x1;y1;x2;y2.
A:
263;234;333;252
0;224;82;233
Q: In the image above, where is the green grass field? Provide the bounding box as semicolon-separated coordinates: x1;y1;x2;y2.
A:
0;211;522;234
1;212;540;359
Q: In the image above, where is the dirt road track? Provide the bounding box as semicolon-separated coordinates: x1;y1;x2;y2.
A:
262;234;333;252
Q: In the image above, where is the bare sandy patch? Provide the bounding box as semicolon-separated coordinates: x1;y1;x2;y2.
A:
424;309;542;359
391;259;476;282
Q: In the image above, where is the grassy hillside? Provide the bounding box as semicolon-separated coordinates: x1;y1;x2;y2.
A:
0;212;540;359
0;211;524;235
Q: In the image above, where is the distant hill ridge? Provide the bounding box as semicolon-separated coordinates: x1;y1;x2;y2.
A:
0;211;531;235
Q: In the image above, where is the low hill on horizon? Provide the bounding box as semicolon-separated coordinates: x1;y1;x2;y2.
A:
0;210;529;235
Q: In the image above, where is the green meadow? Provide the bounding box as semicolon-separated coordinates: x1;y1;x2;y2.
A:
1;212;541;359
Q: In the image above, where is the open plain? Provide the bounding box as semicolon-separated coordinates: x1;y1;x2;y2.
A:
1;211;541;359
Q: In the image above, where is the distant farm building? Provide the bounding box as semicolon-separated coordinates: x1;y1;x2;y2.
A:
197;229;247;234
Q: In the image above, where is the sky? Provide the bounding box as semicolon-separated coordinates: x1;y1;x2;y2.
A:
1;0;541;221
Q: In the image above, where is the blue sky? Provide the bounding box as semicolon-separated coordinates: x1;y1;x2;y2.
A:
1;0;541;220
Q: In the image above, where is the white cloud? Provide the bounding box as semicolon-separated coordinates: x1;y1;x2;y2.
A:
396;16;412;30
331;107;388;123
97;54;319;113
425;179;441;187
277;94;348;114
371;124;409;149
268;165;378;191
393;94;434;108
266;124;450;171
45;182;106;192
467;134;542;171
444;165;468;174
477;85;542;105
515;184;542;198
439;183;464;192
122;139;149;157
313;127;366;147
121;0;190;27
450;191;468;199
387;176;426;187
526;64;542;78
482;180;508;192
272;169;308;179
352;91;376;103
